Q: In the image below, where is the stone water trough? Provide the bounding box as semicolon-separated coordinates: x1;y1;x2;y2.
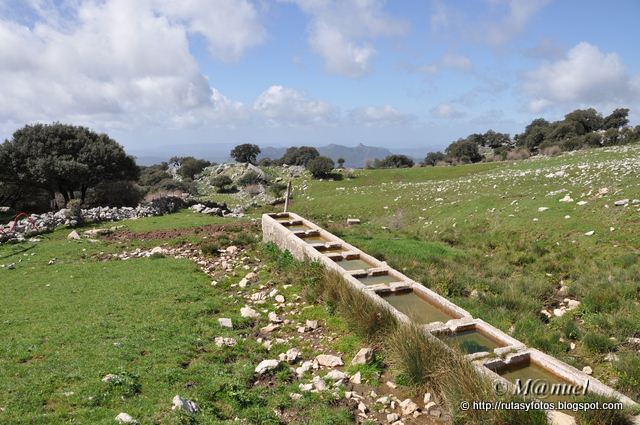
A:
262;212;637;420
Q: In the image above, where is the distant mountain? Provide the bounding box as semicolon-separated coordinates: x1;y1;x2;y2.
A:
258;143;394;168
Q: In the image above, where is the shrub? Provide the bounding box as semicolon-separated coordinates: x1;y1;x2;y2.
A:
542;145;562;156
65;199;83;221
506;149;531;160
201;243;219;256
86;180;144;207
423;151;446;166
210;175;235;193
244;183;263;197
230;143;260;164
237;170;265;187
574;394;635;425
375;154;414;168
176;157;210;179
614;352;640;399
582;331;615;353
307;156;334;178
268;182;288;198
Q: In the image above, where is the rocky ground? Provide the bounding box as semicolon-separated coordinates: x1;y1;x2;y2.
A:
96;240;447;425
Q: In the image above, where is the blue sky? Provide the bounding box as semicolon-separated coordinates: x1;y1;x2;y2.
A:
1;0;639;157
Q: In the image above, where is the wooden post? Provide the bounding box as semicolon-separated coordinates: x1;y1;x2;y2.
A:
284;181;292;212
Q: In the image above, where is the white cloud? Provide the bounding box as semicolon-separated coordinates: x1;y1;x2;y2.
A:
418;52;472;74
349;105;414;126
253;85;335;126
486;0;550;45
156;0;265;62
524;42;639;113
430;0;449;29
0;0;262;131
284;0;407;77
431;103;465;119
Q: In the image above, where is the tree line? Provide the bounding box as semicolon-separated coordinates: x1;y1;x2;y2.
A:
423;108;639;166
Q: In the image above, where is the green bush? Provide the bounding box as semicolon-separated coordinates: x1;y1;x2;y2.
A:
211;175;235;193
201;243;220;256
582;331;615;353
307;156;334;178
615;352;640;399
237;170;265;187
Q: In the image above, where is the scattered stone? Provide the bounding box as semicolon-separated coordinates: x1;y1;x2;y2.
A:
6;263;16;270
260;324;280;334
275;294;285;303
296;360;313;377
280;348;301;364
399;398;418;416
312;375;327;391
538;207;549;212
614;199;629;206
315;354;343;367
289;392;303;400
559;195;574;203
325;370;347;381
387;413;400;423
67;230;81;240
423;392;432;404
238;277;249;288
255;359;280;375
214;337;237;347
218;318;233;328
268;312;283;323
548;410;577;425
102;374;119;383
357;402;368;413
553;308;566;317
299;383;313;392
347;218;361;225
305;320;319;329
172;395;198;414
604;353;619;362
582;366;593;375
350;371;362;384
115;412;137;424
240;306;259;319
351;347;374;365
584;230;595;236
576;201;588;206
386;381;397;389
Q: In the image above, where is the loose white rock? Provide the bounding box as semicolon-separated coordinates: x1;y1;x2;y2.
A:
172;395;198;414
351;348;374;365
115;412;137;424
218;318;233;328
315;354;343;367
240;306;259;319
255;359;280;375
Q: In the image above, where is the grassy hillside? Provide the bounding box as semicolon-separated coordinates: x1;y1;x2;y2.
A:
277;145;640;401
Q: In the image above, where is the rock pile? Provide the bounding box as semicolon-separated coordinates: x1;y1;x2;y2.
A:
0;197;184;244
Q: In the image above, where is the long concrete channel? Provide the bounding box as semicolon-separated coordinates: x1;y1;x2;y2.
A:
262;211;637;421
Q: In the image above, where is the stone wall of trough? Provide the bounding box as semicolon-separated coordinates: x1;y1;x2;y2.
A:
262;212;637;414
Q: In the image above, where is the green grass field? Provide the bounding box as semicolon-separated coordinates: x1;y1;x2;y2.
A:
2;145;640;423
0;212;368;424
272;145;640;402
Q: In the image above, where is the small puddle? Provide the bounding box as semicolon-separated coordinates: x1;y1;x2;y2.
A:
382;291;454;324
443;329;503;354
357;273;398;286
335;258;374;271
